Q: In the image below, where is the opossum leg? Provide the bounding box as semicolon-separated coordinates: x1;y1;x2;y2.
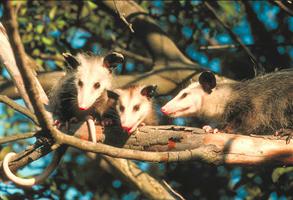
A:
275;128;293;144
101;118;114;126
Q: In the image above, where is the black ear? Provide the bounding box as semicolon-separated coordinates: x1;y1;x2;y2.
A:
198;71;216;94
62;53;80;70
107;90;120;100
141;85;157;98
103;52;124;69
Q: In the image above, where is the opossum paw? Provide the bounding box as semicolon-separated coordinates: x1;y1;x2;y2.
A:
102;118;114;126
275;128;293;144
202;125;219;134
53;120;61;127
140;123;146;127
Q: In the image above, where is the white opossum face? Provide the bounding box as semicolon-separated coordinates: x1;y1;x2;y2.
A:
116;85;157;134
75;55;111;110
161;71;216;117
63;52;124;110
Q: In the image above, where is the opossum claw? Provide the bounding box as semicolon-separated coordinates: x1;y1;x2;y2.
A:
275;128;293;144
101;118;114;126
202;125;221;134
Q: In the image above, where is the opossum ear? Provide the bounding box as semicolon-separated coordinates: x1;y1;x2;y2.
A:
103;52;124;69
62;53;80;70
107;90;120;100
198;71;216;94
141;85;157;98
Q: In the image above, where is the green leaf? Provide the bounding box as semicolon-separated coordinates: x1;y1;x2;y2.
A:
41;36;54;45
87;1;97;10
36;24;44;34
272;167;293;183
49;6;57;20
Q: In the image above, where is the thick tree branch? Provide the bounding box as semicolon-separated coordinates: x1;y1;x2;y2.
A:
99;1;196;68
0;22;33;110
3;2;55;136
103;156;176;200
0;95;38;125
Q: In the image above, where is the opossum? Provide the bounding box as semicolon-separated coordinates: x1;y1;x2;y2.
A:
161;70;293;134
115;85;158;134
49;52;124;124
2;52;123;187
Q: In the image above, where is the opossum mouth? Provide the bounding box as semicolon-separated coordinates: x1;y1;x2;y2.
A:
169;107;190;116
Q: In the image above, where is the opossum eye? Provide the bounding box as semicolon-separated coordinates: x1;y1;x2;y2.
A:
133;104;140;112
78;80;83;87
93;82;101;89
181;92;188;99
119;105;125;112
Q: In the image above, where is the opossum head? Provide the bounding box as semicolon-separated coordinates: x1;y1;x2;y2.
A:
161;71;216;117
63;52;124;110
116;85;157;134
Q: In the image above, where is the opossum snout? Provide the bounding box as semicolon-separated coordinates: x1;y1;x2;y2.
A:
122;126;132;134
79;107;87;111
161;107;169;115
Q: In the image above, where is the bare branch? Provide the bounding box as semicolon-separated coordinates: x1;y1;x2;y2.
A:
114;47;153;66
0;23;33;110
0;132;36;145
0;95;39;125
103;156;176;200
273;0;293;16
162;180;186;200
2;2;55;136
203;2;263;76
113;0;135;33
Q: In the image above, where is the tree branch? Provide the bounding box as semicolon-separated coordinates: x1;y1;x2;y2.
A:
203;2;264;76
3;2;55;136
0;95;39;125
273;0;293;16
0;132;36;145
99;1;196;68
103;156;176;200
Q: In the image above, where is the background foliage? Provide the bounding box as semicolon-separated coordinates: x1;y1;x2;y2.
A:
0;1;292;199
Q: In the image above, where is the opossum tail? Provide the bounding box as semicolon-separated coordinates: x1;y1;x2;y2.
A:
2;146;66;187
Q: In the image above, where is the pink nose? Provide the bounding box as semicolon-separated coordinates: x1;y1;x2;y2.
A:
122;126;132;133
79;107;87;111
161;107;168;115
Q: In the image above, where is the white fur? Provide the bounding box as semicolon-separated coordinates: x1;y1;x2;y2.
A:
116;86;152;133
162;82;205;117
75;54;112;109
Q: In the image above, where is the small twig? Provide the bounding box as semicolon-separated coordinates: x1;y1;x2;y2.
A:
0;95;39;125
162;180;186;200
113;0;135;33
199;43;293;50
203;2;264;76
273;1;293;16
0;132;36;144
114;47;153;66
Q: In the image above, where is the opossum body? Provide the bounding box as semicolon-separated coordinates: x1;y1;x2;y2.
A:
115;85;158;134
49;52;124;123
161;70;293;134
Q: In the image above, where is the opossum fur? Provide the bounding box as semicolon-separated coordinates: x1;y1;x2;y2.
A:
115;85;158;134
49;52;124;123
161;70;293;134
